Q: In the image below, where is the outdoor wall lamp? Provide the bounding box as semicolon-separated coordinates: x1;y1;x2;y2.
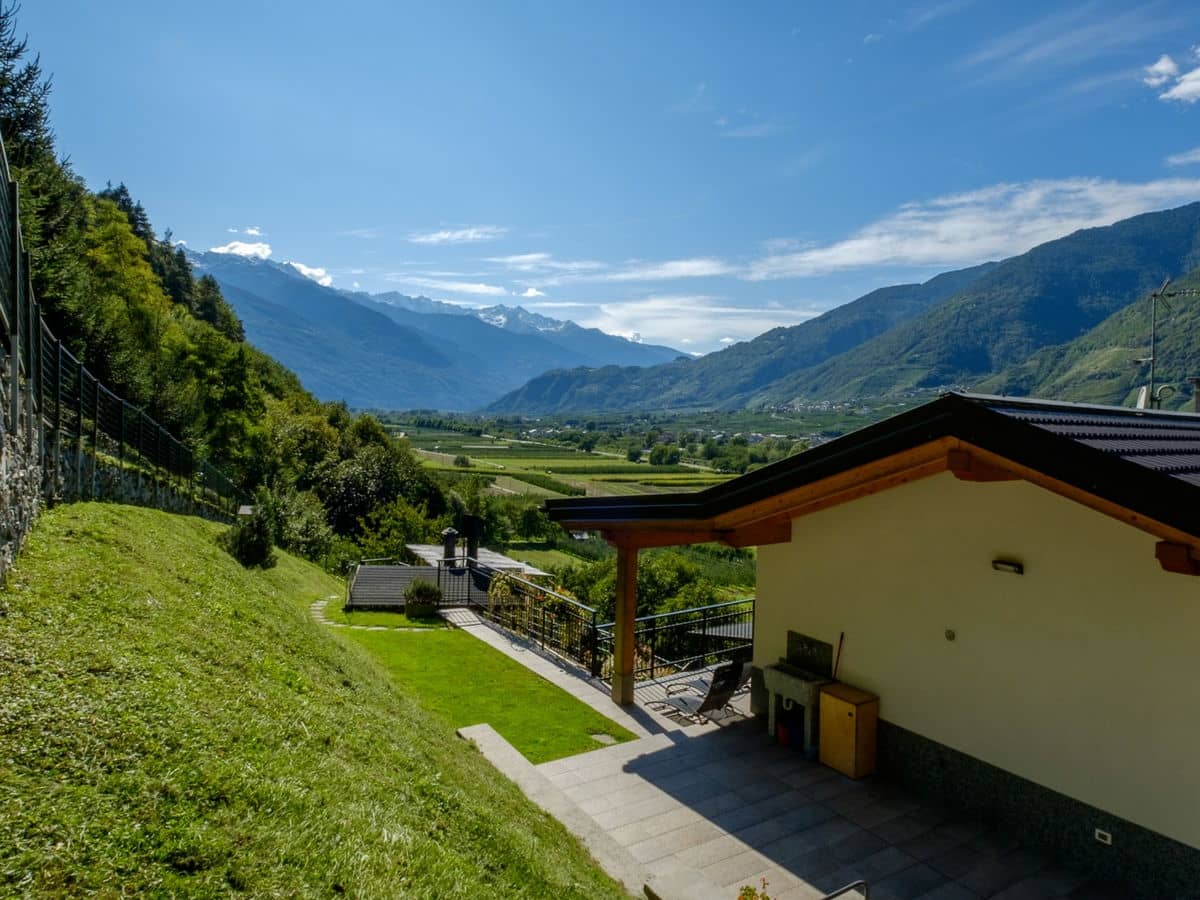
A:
991;558;1024;575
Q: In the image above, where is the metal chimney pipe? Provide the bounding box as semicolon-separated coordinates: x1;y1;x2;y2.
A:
441;527;459;564
1189;378;1200;414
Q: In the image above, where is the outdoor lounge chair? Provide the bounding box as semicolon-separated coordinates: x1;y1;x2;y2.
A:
648;660;752;724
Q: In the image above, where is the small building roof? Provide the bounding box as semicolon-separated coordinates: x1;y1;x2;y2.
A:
405;544;548;577
543;392;1200;559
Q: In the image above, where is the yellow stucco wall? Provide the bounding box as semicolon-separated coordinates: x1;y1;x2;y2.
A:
755;471;1200;849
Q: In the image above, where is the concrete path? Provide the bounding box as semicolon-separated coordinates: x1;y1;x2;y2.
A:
535;721;1116;900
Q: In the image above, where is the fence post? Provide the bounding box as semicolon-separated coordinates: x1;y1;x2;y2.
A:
90;378;99;499
9;182;19;444
118;400;125;495
700;608;709;668
24;279;35;455
648;617;657;681
54;339;61;494
540;601;546;650
590;610;600;677
136;411;143;498
74;364;83;501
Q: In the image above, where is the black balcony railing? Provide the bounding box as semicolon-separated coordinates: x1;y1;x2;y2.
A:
473;563;606;676
597;599;755;682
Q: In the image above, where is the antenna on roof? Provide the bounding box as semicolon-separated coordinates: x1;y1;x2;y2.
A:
1136;279;1200;409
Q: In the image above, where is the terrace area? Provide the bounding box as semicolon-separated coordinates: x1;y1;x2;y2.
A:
432;605;1111;900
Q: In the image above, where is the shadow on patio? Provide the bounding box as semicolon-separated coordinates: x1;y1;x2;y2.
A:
538;718;1120;900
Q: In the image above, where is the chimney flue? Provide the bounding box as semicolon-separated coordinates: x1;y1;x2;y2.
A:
441;527;459;564
1189;377;1200;414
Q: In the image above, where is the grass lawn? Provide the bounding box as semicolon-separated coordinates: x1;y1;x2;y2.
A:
501;542;585;570
344;629;635;763
323;602;447;628
0;503;627;899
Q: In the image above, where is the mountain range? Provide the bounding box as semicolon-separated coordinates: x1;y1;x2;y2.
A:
187;251;683;409
488;202;1200;414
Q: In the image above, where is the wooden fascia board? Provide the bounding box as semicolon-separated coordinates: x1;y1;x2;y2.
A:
711;436;959;530
961;441;1200;554
599;518;792;550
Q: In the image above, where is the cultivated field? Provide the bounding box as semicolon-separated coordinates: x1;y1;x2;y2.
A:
398;427;734;498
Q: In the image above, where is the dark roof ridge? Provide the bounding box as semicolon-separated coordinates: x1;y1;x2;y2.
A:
952;391;1200;421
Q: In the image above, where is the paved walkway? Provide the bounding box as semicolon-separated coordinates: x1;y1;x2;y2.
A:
536;722;1116;900
313;601;1111;899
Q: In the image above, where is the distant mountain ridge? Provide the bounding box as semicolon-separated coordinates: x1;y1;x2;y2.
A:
188;250;683;409
977;265;1200;408
489;202;1200;414
486;261;998;413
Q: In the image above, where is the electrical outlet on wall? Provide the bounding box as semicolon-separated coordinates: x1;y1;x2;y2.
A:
1094;828;1113;845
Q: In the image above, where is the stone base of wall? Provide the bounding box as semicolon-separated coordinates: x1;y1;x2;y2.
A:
877;720;1200;900
0;432;40;580
0;433;232;582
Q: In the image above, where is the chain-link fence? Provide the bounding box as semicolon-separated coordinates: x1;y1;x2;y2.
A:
0;139;239;521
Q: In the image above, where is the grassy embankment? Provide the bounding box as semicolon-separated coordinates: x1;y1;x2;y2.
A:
0;504;628;898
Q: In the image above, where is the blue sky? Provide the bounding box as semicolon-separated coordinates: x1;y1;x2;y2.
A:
23;0;1200;353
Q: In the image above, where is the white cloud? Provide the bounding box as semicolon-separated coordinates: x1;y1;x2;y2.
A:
209;240;272;259
1144;54;1180;86
353;281;361;289
288;261;333;287
518;287;545;298
226;227;239;234
244;226;264;237
577;295;820;349
1167;147;1200;167
864;33;882;44
1161;65;1200;103
907;0;974;30
601;258;737;282
485;252;605;273
746;177;1200;280
408;225;507;245
962;8;1173;81
390;276;509;296
719;336;736;344
172;238;187;246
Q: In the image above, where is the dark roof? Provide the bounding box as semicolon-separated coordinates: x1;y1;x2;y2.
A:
544;392;1200;539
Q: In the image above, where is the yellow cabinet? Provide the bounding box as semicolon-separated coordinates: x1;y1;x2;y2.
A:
819;683;878;779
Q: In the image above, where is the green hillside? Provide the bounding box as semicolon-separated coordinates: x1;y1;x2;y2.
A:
757;202;1200;404
486;263;995;413
490;203;1200;414
0;504;625;898
979;266;1200;407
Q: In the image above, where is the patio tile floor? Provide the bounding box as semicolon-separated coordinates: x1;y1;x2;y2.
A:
536;718;1115;899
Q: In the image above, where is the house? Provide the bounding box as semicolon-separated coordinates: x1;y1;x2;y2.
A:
544;392;1200;895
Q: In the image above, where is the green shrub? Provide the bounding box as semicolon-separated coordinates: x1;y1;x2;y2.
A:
221;504;277;569
404;578;442;617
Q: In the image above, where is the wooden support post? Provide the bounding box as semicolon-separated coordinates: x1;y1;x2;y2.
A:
612;543;638;706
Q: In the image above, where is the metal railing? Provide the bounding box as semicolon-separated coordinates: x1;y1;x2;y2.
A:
470;562;607;675
594;598;754;682
0;134;239;519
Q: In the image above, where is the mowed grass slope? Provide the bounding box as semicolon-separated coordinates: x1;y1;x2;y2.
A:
0;504;627;899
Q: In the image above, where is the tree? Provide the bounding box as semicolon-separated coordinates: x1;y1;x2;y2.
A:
649;444;681;466
626;446;642;463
